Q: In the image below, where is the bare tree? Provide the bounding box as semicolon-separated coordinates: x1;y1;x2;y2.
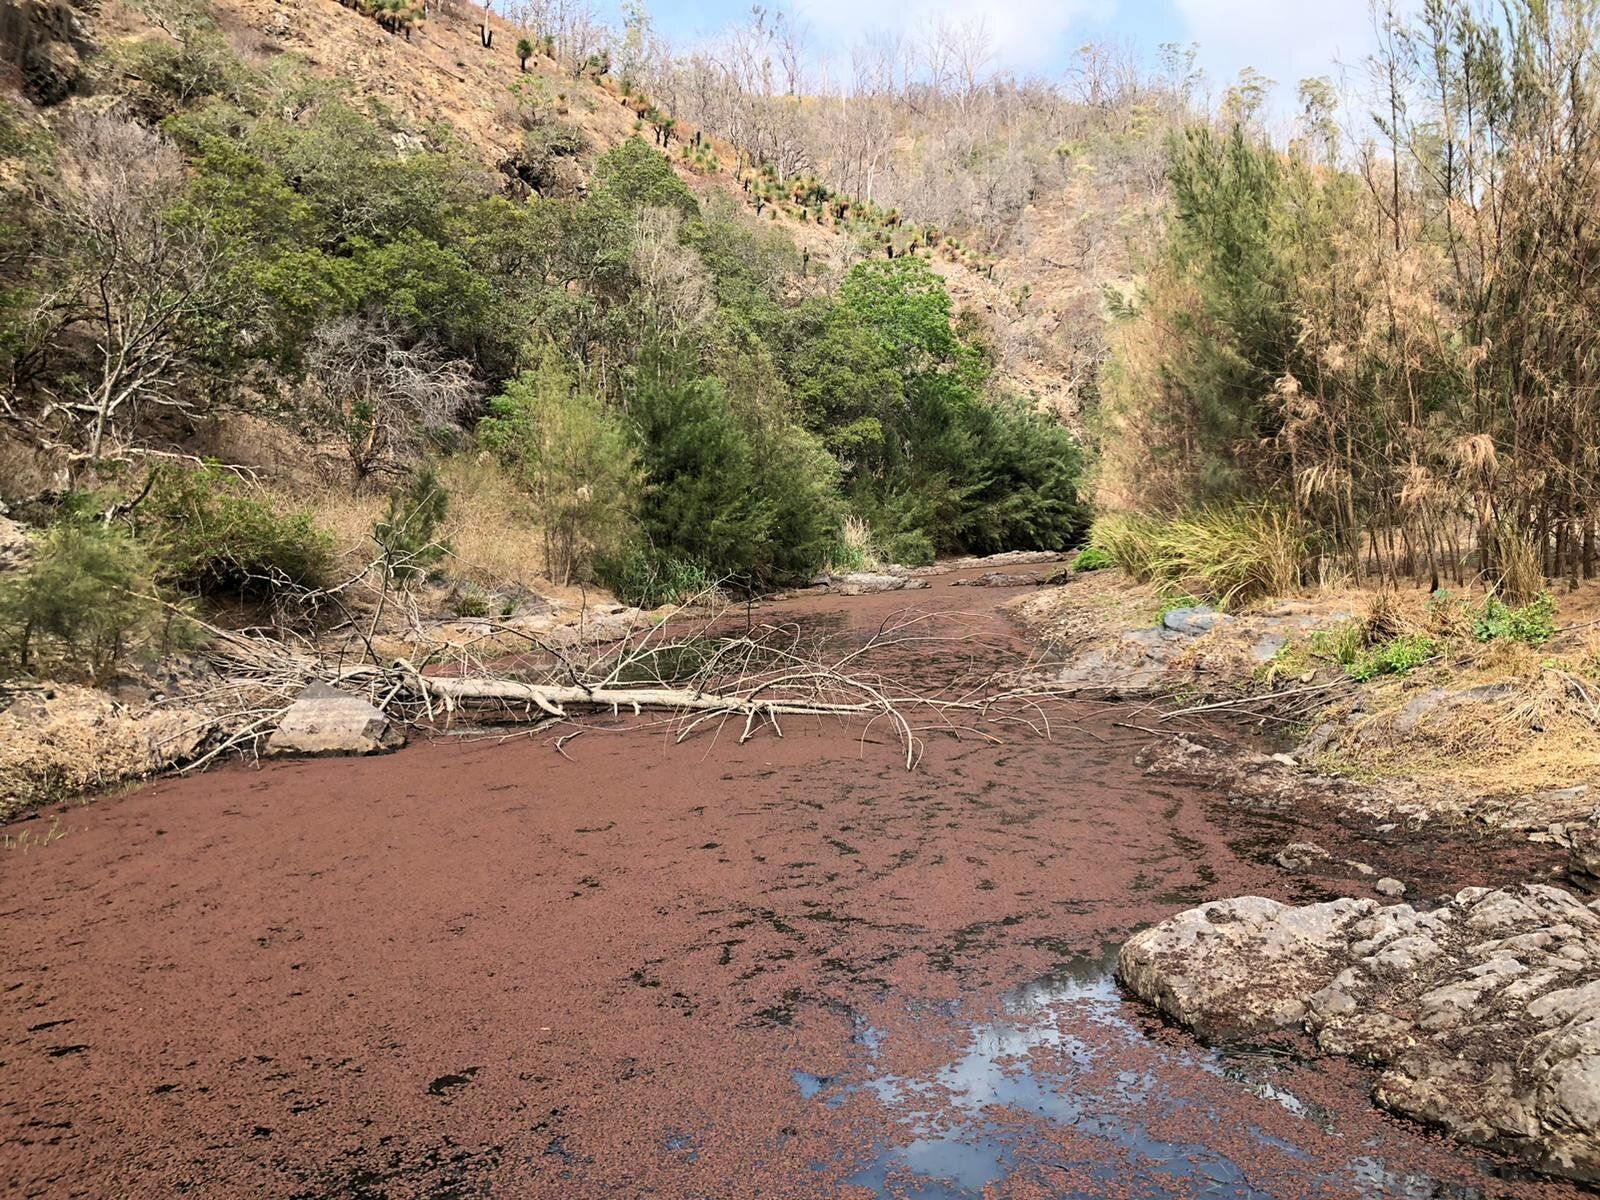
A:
304;318;476;479
629;207;714;348
29;112;231;465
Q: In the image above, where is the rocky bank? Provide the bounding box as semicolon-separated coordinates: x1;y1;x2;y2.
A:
1118;883;1600;1181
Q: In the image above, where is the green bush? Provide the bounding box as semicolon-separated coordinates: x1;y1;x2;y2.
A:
1088;513;1164;578
1089;505;1303;608
374;467;449;584
1072;545;1114;571
882;529;935;567
596;548;717;608
137;467;336;598
627;360;837;587
0;518;174;680
1473;591;1556;646
1346;634;1438;682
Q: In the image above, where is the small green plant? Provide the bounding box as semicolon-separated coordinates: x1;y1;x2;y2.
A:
1305;619;1368;670
454;591;491;619
1473;591;1556;646
1346;633;1438;682
1071;545;1114;571
374;467;449;585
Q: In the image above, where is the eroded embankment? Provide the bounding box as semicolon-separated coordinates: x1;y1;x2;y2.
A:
0;571;1582;1198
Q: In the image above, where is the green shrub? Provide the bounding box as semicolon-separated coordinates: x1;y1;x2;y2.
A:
1473;591;1556;646
627;361;837;586
454;591;491;618
374;467;449;584
1304;619;1368;670
597;548;717;608
882;529;935;567
477;356;641;586
1088;513;1164;577
138;467;336;598
1072;545;1114;571
1346;634;1438;682
0;518;174;680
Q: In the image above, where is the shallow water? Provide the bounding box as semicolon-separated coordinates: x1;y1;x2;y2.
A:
780;945;1509;1200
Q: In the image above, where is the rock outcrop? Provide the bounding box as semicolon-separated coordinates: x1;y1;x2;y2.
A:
812;571;931;596
265;682;402;756
1;0;93;103
1118;884;1600;1181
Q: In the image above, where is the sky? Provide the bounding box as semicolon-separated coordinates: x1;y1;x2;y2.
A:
624;0;1388;119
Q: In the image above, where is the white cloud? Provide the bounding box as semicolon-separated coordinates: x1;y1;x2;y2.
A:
789;0;1102;76
1173;0;1390;114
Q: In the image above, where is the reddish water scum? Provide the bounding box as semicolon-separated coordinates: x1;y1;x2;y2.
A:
1;570;1582;1198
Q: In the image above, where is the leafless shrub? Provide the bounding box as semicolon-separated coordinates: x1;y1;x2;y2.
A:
25;111;231;465
303;317;476;479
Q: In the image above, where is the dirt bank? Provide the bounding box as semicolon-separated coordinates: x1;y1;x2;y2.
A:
0;571;1582;1198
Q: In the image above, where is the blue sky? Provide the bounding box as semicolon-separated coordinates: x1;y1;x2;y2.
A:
622;0;1386;123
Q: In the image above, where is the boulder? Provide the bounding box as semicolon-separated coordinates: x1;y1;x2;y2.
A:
826;572;930;596
1118;884;1600;1182
1117;895;1375;1040
266;682;402;756
1161;605;1232;636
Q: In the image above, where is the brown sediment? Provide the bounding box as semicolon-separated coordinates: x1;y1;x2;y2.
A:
0;569;1581;1198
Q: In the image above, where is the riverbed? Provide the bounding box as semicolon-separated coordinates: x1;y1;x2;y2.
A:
0;571;1581;1198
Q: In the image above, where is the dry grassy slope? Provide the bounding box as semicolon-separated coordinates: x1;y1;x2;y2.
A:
187;0;1047;397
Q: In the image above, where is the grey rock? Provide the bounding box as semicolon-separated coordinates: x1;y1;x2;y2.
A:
824;572;931;596
1117;895;1375;1040
1294;722;1339;758
1118;884;1600;1181
266;682;402;757
1538;786;1593;805
949;570;1054;588
1377;877;1407;898
1395;688;1451;734
1570;826;1600;894
1274;841;1332;871
1161;606;1233;636
1250;634;1287;663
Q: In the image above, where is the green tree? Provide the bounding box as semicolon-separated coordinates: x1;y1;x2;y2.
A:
477;355;641;585
374;466;450;584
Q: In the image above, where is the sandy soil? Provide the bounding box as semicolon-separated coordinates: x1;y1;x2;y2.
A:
0;572;1582;1198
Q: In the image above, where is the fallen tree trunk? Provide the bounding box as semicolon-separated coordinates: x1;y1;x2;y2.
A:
407;673;877;720
398;663;919;765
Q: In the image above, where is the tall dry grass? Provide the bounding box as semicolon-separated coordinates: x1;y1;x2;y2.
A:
1090;505;1304;608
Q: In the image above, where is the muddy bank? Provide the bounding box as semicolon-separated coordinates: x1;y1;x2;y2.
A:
0;572;1582;1198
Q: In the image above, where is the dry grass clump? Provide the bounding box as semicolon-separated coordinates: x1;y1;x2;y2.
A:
433;454;550;594
260;454;553;597
0;686;209;819
1089;504;1304;608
